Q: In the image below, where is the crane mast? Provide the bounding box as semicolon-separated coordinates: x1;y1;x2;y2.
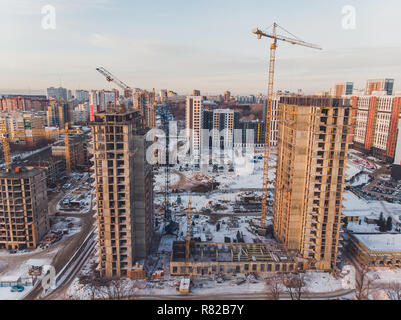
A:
253;23;321;230
185;192;192;274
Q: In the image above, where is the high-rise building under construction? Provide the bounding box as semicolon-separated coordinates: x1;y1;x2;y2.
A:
0;167;49;250
90;107;153;278
273;96;352;271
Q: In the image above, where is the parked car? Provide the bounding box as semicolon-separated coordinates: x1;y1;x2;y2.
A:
10;285;24;293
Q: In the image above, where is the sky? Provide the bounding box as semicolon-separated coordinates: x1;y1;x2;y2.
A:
1;0;401;95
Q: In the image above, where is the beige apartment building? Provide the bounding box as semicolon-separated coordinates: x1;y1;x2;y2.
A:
273;96;352;271
90;107;153;278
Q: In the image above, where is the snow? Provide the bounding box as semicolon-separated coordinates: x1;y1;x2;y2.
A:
342;191;373;217
354;234;401;252
66;264;355;299
0;257;52;300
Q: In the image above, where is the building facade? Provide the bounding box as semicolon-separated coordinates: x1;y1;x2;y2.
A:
0;95;48;113
47;87;68;101
185;96;203;161
273;96;351;271
352;95;401;162
133;90;156;128
330;82;354;97
0;167;49;250
90;108;153;278
366;78;394;96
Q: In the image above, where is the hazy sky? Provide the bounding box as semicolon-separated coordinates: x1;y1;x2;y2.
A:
1;0;401;95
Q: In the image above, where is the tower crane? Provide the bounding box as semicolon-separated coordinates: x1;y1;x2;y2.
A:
253;23;321;230
0;123;82;176
185;192;192;275
96;67;131;91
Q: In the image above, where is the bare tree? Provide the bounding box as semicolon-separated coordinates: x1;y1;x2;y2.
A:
104;278;133;300
283;273;307;300
265;274;283;300
355;267;376;300
384;282;401;300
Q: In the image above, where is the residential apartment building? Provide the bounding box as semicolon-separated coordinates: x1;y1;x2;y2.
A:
365;78;394;96
210;109;240;149
273;96;351;271
330;82;354;97
90;107;153;278
352;95;401;162
133;90;156;128
0;95;48;113
0;112;46;147
0;167;49;250
185;96;203;161
75;90;89;103
47;87;68;101
262;96;281;147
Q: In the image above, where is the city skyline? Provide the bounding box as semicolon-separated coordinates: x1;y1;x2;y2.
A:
1;0;401;95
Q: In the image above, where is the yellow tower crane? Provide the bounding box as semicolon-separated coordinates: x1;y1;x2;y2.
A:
0;123;82;176
185;192;192;275
253;23;322;230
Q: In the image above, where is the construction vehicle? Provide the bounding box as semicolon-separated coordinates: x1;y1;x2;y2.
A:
252;23;321;231
0;123;82;176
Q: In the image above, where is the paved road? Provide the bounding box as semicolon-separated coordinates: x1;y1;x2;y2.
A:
123;289;354;300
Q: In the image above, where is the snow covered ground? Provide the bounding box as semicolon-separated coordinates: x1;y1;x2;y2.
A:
66;264;356;299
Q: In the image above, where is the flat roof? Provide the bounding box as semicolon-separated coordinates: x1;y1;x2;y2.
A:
354;234;401;252
0;167;42;179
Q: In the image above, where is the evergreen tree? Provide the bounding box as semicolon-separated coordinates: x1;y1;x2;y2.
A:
386;217;393;232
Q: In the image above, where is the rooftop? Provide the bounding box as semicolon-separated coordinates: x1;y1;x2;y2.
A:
354;233;401;252
280;96;352;107
0;167;43;179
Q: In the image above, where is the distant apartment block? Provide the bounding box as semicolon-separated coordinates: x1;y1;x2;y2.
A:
330;82;354;97
47;87;68;101
224;91;231;102
159;89;168;104
90;108;153;278
352;95;401;162
75;90;89;103
274;96;352;271
365;78;394;96
0;167;49;250
133;90;156;128
210;109;240;149
0;112;46;147
186;96;203;161
0;95;48;113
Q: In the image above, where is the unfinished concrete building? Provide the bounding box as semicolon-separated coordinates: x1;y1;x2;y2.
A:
273;96;352;271
170;241;307;276
0;167;49;250
27;158;66;187
90;107;153;278
52;136;86;169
